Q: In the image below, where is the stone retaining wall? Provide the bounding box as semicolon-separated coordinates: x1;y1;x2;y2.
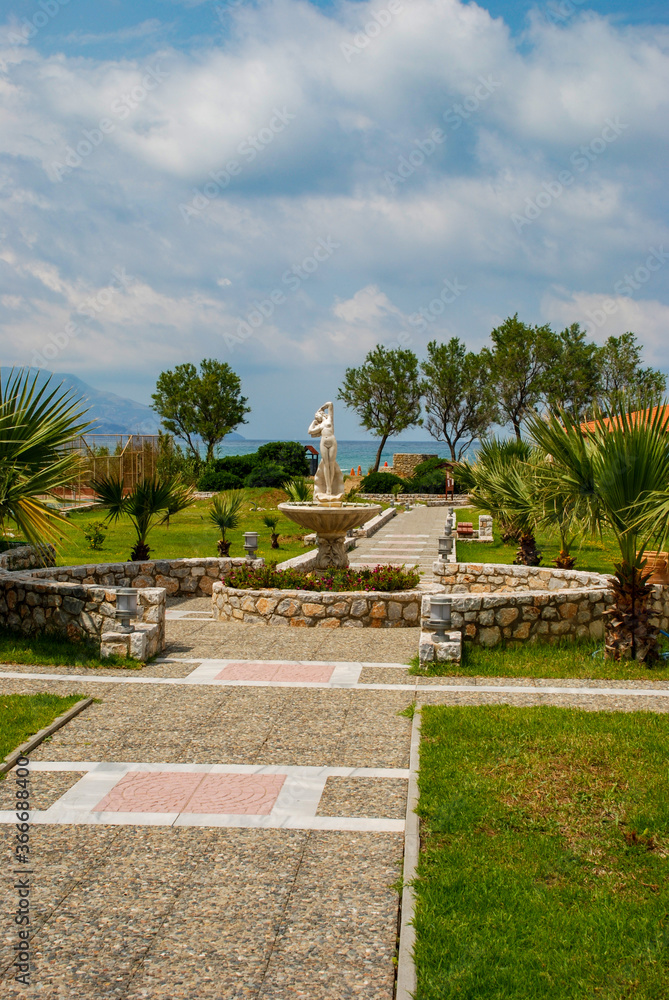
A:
212;582;422;627
0;543;56;573
0;572;165;654
434;561;608;593
423;560;669;647
26;556;263;597
357;494;470;505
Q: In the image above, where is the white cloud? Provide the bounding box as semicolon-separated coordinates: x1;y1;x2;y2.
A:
0;0;667;436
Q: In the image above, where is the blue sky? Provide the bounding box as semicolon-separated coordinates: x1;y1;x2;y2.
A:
1;0;668;438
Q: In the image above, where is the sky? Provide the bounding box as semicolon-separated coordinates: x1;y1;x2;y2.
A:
1;0;668;439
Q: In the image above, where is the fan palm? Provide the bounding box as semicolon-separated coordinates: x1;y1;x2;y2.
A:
283;477;312;502
526;398;669;662
93;474;196;561
456;438;543;565
263;514;280;549
0;369;91;547
208;490;246;556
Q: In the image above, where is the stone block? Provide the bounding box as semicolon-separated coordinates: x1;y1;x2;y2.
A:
62;596;84;615
512;621;532;640
370;601;387;619
496;607;519;627
156;574;180;595
256;597;279;615
198;576;214;595
559;603;578;620
403;603;419;621
479;626;501;647
302;602;326;618
277;599;300;617
350;599;368;617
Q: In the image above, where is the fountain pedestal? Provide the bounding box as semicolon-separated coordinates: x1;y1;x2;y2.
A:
278;502;382;569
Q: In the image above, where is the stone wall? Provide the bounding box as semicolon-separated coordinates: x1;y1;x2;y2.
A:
212;582;422;627
0;543;56;573
424;560;669;648
0;572;165;654
26;556;263;598
357;494;470;505
392;454;438;479
434;561;608;593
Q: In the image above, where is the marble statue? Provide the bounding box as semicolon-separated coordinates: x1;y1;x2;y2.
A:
308;401;345;501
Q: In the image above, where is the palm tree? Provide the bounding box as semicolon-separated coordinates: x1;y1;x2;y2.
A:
263;514;280;549
526;398;669;662
456;438;543;566
0;369;90;547
283;477;312;502
208;490;246;556
93;474;195;561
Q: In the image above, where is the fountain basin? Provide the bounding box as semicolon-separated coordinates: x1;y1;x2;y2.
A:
279;501;382;569
278;501;381;536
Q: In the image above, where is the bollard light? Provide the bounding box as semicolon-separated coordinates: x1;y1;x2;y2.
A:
438;534;454;560
244;531;259;559
426;594;452;641
115;587;138;632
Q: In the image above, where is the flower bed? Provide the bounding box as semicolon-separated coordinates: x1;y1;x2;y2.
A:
225;563;420;592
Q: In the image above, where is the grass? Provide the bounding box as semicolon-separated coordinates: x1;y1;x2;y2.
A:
0;631;143;669
40;489;312;567
0;692;86;763
455;508;620;575
408;636;669;681
414;705;669;999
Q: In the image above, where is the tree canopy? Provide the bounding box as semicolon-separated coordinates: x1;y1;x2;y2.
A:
421;337;497;460
151;360;250;464
338;345;422;472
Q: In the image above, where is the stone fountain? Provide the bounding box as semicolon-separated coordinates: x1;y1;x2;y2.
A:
278;402;381;569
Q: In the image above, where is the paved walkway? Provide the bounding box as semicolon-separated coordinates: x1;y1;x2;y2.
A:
3;578;669;996
349;504;449;575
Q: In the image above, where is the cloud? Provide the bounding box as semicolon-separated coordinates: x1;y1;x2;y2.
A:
0;0;667;436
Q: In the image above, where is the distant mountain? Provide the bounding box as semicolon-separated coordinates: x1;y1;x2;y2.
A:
0;368;245;439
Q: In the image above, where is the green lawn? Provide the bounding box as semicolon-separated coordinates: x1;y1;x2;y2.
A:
414;705;669;999
456;509;620;575
409;637;669;681
50;488;311;566
0;692;85;763
0;631;143;669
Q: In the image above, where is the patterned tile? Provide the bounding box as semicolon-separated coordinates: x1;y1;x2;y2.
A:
95;772;198;813
95;772;286;815
184;774;286;815
215;662;335;683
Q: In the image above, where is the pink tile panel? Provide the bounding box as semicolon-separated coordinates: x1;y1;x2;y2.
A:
95;772;286;816
215;662;335;683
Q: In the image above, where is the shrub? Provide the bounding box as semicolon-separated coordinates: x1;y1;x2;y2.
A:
244;462;288;488
225;563;420;592
197;465;244;492
407;457;464;494
83;520;108;550
256;441;309;477
359;471;408;493
213;454;259;478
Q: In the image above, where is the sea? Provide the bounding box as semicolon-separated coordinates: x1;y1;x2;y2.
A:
215;439;461;473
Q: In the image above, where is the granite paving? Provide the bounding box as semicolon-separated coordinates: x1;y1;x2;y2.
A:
4;584;669;996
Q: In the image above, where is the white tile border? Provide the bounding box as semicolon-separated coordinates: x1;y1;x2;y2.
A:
396;708;421;1000
0;762;408;832
2;668;669;697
